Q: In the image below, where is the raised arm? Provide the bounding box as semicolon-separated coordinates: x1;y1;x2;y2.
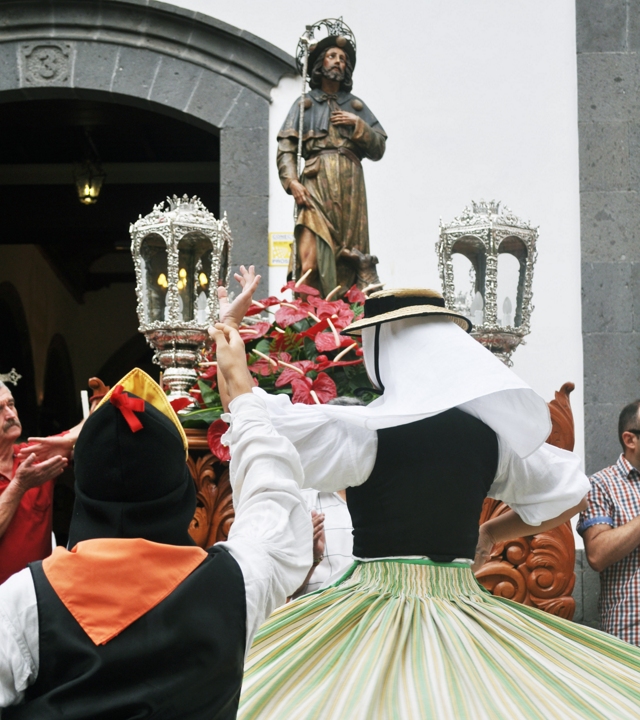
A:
211;323;313;653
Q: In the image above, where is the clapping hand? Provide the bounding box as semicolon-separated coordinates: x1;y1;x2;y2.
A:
13;453;68;493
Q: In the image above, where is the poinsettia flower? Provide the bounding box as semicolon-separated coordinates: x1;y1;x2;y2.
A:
238;321;272;342
291;372;337;405
207;419;231;462
281;280;320;297
169;397;192;413
315;331;356;353
245;296;281;317
275;299;314;328
275;360;318;388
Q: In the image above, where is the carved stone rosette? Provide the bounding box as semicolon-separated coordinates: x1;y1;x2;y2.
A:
475;382;578;619
437;200;538;366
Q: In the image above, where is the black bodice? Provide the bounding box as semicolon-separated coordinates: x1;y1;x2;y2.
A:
346;408;499;562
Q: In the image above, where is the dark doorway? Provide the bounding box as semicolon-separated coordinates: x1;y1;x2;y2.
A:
0;98;220;301
0;282;38;438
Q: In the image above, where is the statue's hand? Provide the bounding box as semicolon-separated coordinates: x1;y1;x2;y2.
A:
289;180;313;208
215;265;261;330
330;110;358;127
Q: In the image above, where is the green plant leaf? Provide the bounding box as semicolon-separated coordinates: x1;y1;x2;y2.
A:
197;380;219;407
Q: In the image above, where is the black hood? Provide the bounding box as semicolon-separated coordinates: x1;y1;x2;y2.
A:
68;391;196;548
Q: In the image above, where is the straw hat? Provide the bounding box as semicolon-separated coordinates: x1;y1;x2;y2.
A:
342;289;472;335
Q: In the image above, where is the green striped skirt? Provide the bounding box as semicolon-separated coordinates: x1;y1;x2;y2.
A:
239;559;640;719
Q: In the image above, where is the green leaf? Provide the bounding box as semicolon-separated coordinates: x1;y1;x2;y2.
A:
303;337;318;360
255;338;271;355
178;406;224;428
197;380;219;407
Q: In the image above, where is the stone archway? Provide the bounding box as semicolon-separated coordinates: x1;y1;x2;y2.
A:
0;0;296;280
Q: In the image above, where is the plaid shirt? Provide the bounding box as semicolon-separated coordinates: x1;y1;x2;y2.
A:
578;454;640;645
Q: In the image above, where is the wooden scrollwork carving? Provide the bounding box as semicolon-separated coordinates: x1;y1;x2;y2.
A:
186;429;234;548
475;382;577;619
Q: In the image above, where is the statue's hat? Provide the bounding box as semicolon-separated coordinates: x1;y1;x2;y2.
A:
298;18;357;75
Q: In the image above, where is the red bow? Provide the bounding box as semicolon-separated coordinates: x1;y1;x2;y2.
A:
110;385;145;433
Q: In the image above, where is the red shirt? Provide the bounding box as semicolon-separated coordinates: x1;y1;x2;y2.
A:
0;443;54;585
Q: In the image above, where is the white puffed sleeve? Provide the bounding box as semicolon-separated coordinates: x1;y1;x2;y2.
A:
218;392;314;655
248;388;378;492
0;568;40;711
487;438;590;526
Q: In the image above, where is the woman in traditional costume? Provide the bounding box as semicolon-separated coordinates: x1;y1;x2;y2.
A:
218;273;640;720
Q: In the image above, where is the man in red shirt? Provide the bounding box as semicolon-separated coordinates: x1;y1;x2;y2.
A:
0;381;74;584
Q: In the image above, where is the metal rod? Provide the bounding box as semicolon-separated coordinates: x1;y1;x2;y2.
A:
292;34;312;281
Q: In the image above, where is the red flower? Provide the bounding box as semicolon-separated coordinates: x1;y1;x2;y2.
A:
275;300;313;328
299;317;330;339
308;296;354;329
315;331;355;353
291;372;337;405
238;321;272;343
207;419;231;462
245;296;281;317
281;280;321;297
248;351;290;377
346;285;367;304
275;360;318;388
169;397;192;413
199;364;217;381
315;355;363;371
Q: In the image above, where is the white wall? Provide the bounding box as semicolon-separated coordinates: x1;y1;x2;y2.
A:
179;1;584;462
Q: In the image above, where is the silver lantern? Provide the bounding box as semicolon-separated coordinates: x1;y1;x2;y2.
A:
437;200;538;366
130;195;232;403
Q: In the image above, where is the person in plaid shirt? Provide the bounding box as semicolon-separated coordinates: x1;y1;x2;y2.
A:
579;399;640;645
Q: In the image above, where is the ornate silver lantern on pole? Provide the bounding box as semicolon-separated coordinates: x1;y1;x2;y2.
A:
437;200;538;366
130;195;232;403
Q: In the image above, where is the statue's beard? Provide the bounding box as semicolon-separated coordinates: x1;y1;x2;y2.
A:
322;66;345;83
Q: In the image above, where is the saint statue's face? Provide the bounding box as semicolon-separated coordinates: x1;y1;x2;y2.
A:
322;47;347;82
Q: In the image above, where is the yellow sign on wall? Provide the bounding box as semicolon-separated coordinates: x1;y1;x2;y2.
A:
269;232;294;267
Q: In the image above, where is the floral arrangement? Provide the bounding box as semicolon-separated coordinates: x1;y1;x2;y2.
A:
176;279;376;459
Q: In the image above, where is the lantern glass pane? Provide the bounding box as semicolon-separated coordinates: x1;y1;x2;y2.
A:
139;234;168;323
450;252;476;317
498;236;527;327
178;232;213;323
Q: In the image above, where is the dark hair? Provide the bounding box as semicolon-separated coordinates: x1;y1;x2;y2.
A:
309;47;354;92
618;400;640;449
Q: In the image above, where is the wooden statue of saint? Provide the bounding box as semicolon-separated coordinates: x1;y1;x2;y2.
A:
277;27;387;297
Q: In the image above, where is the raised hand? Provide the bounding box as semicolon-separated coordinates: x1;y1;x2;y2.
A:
216;265;261;330
16;434;74;463
13;453;68;493
209;323;253;401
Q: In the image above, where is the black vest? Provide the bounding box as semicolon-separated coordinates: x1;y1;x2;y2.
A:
6;546;246;720
347;408;499;561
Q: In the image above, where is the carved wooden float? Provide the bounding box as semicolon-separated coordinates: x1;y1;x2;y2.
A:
475;382;577;619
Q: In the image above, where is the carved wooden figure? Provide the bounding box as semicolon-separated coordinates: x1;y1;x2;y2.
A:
474;382;577;619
